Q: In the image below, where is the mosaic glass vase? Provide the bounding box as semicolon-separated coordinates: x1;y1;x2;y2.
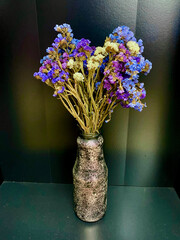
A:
73;133;108;222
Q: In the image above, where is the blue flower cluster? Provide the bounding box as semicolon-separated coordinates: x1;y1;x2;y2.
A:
110;26;144;53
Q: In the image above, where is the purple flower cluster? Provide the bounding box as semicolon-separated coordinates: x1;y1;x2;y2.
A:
102;26;152;111
71;38;95;59
33;24;96;97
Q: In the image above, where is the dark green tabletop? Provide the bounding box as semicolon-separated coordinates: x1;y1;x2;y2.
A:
0;182;180;240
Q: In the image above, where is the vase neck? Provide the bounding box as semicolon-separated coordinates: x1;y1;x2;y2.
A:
76;135;104;164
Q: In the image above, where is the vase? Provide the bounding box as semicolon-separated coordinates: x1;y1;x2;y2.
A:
73;133;108;222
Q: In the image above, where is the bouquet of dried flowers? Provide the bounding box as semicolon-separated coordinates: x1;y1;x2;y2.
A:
34;24;152;134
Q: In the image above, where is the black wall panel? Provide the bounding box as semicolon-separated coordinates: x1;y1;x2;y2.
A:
125;0;180;186
0;0;51;182
0;0;179;188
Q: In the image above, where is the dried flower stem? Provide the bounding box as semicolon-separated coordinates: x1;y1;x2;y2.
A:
34;24;152;135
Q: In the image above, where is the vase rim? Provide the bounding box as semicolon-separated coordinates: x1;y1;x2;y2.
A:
80;132;100;139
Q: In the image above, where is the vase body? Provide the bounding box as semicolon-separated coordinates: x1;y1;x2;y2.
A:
73;134;108;222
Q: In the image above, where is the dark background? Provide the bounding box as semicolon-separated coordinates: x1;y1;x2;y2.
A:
0;0;180;194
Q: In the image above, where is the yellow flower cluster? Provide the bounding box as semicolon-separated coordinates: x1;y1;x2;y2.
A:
94;47;107;56
87;54;105;70
104;41;119;53
126;41;140;55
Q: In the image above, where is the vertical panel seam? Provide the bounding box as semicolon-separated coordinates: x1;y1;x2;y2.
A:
123;0;139;185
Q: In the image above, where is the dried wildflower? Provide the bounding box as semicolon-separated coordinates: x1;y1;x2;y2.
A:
34;23;152;134
104;41;119;53
94;47;107;56
67;59;75;69
126;41;140;55
73;72;84;82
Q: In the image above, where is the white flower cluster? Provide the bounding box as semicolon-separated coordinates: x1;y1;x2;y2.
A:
67;59;81;70
67;59;74;69
87;47;107;71
87;54;105;70
73;72;84;82
87;59;99;70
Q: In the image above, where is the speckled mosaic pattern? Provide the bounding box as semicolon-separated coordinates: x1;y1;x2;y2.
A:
73;135;108;222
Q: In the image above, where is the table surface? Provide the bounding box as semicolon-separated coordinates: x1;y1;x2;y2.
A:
0;182;180;240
